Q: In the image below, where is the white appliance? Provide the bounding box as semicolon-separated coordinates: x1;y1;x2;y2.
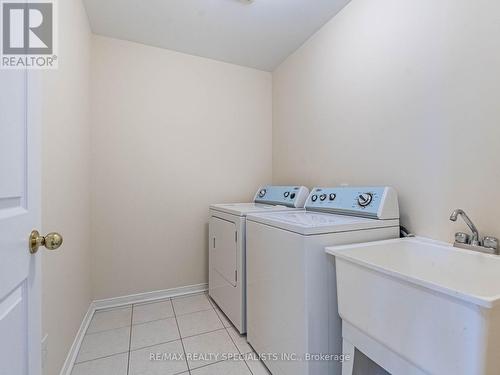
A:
209;185;309;334
246;186;400;375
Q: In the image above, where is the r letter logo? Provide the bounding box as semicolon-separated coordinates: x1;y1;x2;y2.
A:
1;0;58;69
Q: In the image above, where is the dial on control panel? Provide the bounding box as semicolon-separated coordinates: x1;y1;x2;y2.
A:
320;194;327;201
358;193;373;207
259;189;267;198
311;195;318;202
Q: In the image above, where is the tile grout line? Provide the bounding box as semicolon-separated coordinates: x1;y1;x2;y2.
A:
73;306;133;367
173;291;208;300
208;295;254;374
126;327;227;353
208;296;230;329
188;358;231;373
129;316;177;328
72;326;230;368
88;299;212;336
126;305;134;375
179;327;226;341
223;318;255;374
93;305;133;313
130;307;214;328
171;299;192;375
208;295;257;375
76;294;223;373
173;306;214;318
73;350;130;366
176;293;228;374
227;329;255;375
76;294;224;374
85;305;134;336
85;324;133;336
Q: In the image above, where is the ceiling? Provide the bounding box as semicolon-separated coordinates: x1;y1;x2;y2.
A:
83;0;350;71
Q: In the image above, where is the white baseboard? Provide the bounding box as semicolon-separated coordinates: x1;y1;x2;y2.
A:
93;283;208;311
59;283;208;375
58;303;95;375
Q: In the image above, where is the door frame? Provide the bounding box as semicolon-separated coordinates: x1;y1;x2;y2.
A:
27;70;43;375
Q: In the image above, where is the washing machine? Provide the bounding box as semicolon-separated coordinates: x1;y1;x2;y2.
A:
246;186;400;375
209;185;309;334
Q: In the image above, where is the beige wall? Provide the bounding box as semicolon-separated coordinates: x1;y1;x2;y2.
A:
90;36;272;299
273;0;500;241
41;0;92;374
41;1;500;370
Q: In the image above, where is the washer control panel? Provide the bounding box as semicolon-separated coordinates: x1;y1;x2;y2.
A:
306;187;399;220
254;185;310;208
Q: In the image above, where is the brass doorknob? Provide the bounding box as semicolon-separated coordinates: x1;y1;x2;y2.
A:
29;230;63;254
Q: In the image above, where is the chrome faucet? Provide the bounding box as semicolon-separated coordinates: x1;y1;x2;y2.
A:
450;209;499;255
450;209;480;246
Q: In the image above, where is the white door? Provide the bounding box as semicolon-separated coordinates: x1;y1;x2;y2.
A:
0;69;42;375
211;216;237;287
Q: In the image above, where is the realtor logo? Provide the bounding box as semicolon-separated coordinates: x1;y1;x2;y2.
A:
1;0;58;69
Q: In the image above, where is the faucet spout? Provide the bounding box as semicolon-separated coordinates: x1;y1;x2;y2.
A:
450;209;480;244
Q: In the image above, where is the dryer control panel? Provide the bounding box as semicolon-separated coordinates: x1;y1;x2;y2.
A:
254;185;309;208
306;186;399;220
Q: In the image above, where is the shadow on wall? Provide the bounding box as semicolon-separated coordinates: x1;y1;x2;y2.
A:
353;349;389;375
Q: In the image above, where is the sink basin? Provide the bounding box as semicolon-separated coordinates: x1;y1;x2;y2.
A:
326;237;500;375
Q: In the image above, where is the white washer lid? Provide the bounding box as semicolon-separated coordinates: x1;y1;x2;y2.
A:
210;203;304;217
247;211;399;235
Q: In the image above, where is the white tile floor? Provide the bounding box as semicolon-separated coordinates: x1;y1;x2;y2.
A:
71;293;271;375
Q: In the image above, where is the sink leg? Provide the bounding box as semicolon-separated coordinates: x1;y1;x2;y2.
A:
342;338;355;375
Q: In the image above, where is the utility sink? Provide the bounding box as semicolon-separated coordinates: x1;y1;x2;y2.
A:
325;237;500;375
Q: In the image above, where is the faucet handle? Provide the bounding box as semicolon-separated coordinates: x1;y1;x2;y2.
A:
483;237;499;250
455;232;469;244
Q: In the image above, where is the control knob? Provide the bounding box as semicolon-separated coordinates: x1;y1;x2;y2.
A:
320;194;327;201
358;193;373;207
258;189;267;198
329;193;337;201
284;192;290;198
311;195;318;202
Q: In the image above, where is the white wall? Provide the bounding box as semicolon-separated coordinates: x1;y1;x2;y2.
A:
41;0;92;374
90;36;272;299
273;0;500;241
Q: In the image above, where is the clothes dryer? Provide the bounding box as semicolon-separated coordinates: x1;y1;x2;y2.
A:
209;185;309;334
